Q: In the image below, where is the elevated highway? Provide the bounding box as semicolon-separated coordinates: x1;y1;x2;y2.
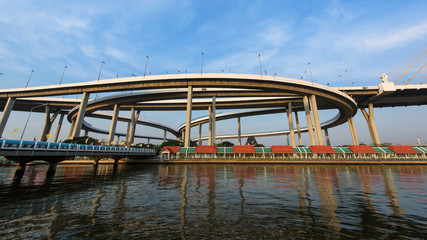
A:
1;73;427;148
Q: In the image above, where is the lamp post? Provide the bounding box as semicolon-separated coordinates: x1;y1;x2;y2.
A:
20;104;46;141
97;61;105;82
144;56;149;77
25;70;35;88
307;62;314;83
59;66;68;85
201;52;204;75
258;54;262;77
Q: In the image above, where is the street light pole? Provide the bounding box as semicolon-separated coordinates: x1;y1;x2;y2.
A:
144;56;149;77
59;66;68;85
201;52;204;75
97;61;105;82
25;70;35;88
307;62;314;83
258;54;262;77
20;104;46;141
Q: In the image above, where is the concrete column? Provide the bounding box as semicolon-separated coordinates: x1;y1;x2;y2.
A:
54;114;65;143
294;111;302;146
127;107;140;147
324;128;331;146
198;124;202;145
208;105;212;145
348;117;359;145
147;138;150;144
84;130;89;137
286;134;290;146
0;97;16;138
212;96;216;146
40;105;51;142
309;95;324;145
46;162;58;176
360;108;376;144
184;86;193;147
108;104;120;145
287;102;296;147
164;130;167;143
368;103;380;145
72;92;90;137
125;122;131;144
68;118;76;138
237;117;241;145
303;96;316;145
116;135;120;145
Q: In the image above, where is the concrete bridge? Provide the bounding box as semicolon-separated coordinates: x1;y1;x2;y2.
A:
0;138;156;180
1;73;427;160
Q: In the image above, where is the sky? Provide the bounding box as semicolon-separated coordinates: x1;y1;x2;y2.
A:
1;0;427;146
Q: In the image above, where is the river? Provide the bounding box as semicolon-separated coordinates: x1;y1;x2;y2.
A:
0;164;426;239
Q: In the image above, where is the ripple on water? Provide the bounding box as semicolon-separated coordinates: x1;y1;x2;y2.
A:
0;164;426;239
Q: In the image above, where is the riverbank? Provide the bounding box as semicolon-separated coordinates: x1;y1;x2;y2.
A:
161;159;427;165
3;158;427;166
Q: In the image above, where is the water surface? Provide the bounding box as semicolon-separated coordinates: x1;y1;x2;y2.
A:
0;164;426;239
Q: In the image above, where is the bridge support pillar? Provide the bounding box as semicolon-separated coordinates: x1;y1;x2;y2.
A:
287;102;296;147
125;122;131;145
84;130;88;137
113;158;119;166
46;161;58;176
198;124;202;145
208;106;212;145
41;106;51;141
68;118;76;138
286;134;290;146
108;104;120;145
294;111;302;146
324;128;331;146
303;96;316;145
72;92;90;137
42;109;59;142
54;114;65;143
93;157;100;166
0;97;16;138
237;117;241;145
361;103;381;146
14;161;27;180
212;96;216;145
127;107;140;147
310;95;324;145
348;116;359;145
184;86;193;148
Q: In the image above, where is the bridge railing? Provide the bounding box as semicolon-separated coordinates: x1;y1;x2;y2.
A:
0;139;156;157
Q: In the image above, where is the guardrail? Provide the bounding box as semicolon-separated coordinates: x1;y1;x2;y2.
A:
0;139;156;158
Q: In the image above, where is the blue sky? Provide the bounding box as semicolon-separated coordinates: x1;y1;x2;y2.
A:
1;0;427;145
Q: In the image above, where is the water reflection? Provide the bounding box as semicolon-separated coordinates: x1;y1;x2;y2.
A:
0;164;426;239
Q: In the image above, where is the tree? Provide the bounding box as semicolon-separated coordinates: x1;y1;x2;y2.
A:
63;136;99;145
217;141;234;147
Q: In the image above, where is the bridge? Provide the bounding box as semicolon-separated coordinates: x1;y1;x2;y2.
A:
0;138;156;179
1;71;427;179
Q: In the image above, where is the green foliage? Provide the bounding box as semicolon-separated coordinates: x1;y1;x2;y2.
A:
217;141;234;147
63;136;99;145
160;140;183;148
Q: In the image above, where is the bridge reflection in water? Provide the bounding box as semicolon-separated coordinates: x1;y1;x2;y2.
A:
0;164;426;239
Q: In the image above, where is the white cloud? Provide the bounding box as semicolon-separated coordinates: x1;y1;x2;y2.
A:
361;22;427;50
259;23;293;47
